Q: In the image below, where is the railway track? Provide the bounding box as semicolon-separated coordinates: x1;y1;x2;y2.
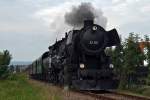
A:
73;90;150;100
31;79;150;100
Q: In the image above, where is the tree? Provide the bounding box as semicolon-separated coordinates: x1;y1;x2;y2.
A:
107;33;149;88
123;33;145;88
0;52;3;65
112;33;146;89
109;44;127;89
0;50;12;79
144;35;150;67
144;35;150;85
2;50;12;65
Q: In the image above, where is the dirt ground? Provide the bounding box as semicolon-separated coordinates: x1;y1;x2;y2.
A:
30;80;100;100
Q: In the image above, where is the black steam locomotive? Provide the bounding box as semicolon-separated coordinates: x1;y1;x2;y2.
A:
29;20;120;90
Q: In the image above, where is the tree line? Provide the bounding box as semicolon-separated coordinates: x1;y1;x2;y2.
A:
107;33;150;89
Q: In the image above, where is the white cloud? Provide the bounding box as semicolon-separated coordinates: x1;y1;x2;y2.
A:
34;1;80;39
34;0;150;38
34;1;108;37
101;0;150;37
0;0;150;61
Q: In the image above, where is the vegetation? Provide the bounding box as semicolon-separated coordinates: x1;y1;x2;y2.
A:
144;35;150;68
0;50;12;65
144;35;150;85
109;33;150;89
0;50;12;79
118;86;150;97
0;73;62;100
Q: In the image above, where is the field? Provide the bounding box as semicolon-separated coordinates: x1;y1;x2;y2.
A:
0;73;62;100
0;73;150;100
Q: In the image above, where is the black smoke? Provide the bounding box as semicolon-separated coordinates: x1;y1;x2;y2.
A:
64;2;107;28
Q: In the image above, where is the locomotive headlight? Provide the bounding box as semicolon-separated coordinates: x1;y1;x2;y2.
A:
109;64;114;69
80;64;85;69
92;26;97;30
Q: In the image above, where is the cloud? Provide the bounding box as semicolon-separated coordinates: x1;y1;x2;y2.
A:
0;0;56;61
34;1;76;39
34;1;108;39
100;0;150;37
34;0;150;38
0;0;150;61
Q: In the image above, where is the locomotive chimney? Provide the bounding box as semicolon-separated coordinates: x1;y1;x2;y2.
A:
84;20;94;27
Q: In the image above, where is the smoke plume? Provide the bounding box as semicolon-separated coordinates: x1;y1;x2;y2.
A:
65;2;107;28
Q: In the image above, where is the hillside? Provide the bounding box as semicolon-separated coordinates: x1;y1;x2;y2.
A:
10;61;32;65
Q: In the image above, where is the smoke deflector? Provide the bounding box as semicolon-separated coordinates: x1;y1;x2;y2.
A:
106;29;120;47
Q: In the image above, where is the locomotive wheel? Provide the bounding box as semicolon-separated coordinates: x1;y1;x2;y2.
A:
64;65;72;90
48;68;58;84
58;71;64;86
53;73;58;85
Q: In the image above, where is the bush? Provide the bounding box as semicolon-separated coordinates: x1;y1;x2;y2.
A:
7;73;18;81
0;65;9;79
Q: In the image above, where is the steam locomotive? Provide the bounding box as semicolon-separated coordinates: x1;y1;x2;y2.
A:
29;20;120;90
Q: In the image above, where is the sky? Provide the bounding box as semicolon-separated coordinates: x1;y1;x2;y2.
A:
0;0;150;61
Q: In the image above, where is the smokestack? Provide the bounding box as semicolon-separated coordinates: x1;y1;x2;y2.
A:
84;20;94;27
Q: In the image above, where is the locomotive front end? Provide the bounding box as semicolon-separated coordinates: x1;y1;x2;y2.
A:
80;20;107;55
70;20;120;90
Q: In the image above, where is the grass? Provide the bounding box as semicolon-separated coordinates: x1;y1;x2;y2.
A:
118;85;150;97
0;73;62;100
1;73;149;100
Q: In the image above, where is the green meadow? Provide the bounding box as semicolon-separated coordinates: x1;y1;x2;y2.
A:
0;73;62;100
0;73;149;100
